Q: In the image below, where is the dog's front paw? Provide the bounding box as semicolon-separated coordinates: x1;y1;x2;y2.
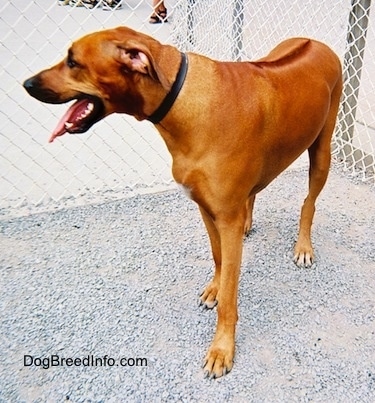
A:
199;281;219;309
202;338;234;379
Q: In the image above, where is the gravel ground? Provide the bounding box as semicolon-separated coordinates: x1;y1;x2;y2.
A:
1;166;374;402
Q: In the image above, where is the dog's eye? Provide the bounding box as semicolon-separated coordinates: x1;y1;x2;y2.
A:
67;57;78;68
67;50;80;69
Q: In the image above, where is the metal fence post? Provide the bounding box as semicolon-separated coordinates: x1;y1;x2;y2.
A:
232;0;244;61
187;0;196;47
340;0;371;152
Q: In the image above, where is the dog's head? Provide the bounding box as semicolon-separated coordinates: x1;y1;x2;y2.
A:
23;26;181;142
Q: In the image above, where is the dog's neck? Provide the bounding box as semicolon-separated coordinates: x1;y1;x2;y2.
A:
147;53;188;124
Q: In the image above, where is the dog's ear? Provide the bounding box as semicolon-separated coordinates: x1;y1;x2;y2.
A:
113;40;179;91
117;46;154;76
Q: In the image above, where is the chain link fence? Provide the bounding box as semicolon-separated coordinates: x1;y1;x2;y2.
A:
1;0;374;215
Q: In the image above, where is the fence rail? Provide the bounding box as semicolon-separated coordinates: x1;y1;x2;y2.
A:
1;0;374;215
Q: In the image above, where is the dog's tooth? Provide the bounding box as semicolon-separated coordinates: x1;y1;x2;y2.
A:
80;105;93;119
65;122;73;128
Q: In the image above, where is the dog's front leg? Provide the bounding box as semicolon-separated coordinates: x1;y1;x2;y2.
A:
202;208;246;379
199;206;221;309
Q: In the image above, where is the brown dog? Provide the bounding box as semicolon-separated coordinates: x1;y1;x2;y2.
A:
23;26;342;378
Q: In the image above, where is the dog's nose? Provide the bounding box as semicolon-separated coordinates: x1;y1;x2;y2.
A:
23;75;47;101
23;77;36;92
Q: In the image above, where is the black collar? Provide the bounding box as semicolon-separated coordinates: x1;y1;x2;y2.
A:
147;52;188;124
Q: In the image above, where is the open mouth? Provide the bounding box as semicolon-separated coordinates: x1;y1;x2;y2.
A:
49;96;105;143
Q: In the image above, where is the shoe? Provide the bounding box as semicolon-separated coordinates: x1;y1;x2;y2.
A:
69;0;83;6
69;0;98;8
58;0;70;5
102;0;122;10
149;7;168;23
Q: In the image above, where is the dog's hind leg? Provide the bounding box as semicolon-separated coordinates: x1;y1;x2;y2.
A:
294;80;342;267
244;194;255;236
294;139;330;266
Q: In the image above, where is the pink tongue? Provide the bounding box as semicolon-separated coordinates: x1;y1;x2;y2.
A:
49;99;91;143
